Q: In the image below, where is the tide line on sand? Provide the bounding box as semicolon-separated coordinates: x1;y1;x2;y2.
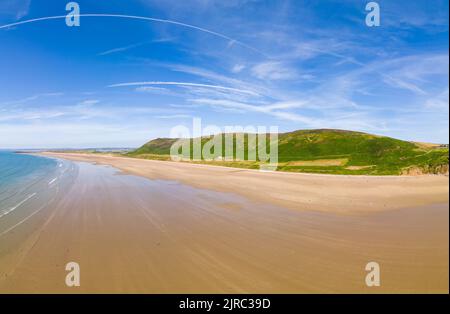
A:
0;193;37;219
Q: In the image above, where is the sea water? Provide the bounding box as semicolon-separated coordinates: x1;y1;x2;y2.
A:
0;151;75;237
0;151;57;200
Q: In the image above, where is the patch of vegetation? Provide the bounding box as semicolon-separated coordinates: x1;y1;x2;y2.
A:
130;138;179;156
127;129;449;175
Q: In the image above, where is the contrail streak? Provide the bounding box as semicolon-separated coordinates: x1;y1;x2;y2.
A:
0;14;267;57
109;81;261;96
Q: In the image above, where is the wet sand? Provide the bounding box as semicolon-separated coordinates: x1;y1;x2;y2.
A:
0;154;448;293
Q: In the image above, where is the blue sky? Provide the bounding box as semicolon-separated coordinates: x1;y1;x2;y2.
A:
0;0;448;148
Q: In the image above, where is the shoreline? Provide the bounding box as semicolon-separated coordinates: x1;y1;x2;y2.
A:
39;151;449;178
39;152;449;215
0;156;78;290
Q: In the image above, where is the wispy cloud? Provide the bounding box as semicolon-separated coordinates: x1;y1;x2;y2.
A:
15;0;30;19
155;114;192;119
98;42;147;56
0;110;65;122
231;64;245;73
97;37;177;56
425;88;449;110
77;99;100;106
188;98;317;125
135;86;169;92
189;98;383;131
0;0;31;20
251;61;297;81
108;81;261;96
0;92;63;107
1;0;448;147
0;13;265;57
170;64;266;92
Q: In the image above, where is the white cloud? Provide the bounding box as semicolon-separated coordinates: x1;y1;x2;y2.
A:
0;0;31;20
109;81;261;96
98;42;146;56
170;64;266;93
190;98;319;125
251;61;297;81
0;110;64;122
264;101;309;111
383;76;427;95
379;54;449;95
77;99;100;106
425;89;449;110
189;98;383;132
155;114;192;119
0;122;152;149
231;64;245;73
135;86;169;92
0;92;63;106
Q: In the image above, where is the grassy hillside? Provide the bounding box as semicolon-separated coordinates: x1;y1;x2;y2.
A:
127;129;449;175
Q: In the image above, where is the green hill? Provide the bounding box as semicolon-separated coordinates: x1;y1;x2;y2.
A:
127;129;449;175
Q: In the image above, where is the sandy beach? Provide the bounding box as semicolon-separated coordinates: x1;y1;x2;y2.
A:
0;153;448;293
42;153;449;214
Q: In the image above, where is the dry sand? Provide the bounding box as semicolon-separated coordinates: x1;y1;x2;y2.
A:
41;153;449;214
0;153;448;293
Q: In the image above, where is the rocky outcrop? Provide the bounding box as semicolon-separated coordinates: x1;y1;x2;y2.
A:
402;164;449;176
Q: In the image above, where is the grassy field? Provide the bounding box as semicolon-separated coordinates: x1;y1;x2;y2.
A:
127;129;448;175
